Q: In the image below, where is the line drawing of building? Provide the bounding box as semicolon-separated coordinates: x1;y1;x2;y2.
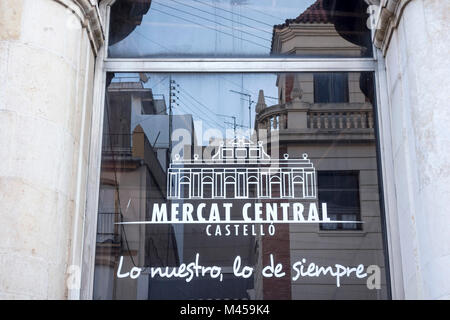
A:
167;138;316;200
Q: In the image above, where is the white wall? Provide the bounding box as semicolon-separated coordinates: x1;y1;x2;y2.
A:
0;0;99;299
380;0;450;299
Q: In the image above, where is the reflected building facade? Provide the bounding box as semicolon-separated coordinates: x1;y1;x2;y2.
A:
168;139;316;200
252;0;387;300
1;0;449;301
94;80;184;299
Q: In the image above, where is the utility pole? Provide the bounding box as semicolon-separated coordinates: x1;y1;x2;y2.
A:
229;90;254;131
216;113;248;139
169;76;176;161
226;116;237;137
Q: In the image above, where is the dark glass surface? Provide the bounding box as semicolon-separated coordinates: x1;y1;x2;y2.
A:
108;0;374;58
318;171;361;230
93;72;388;300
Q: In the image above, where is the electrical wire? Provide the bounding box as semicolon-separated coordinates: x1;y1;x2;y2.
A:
151;75;169;89
152;2;271;43
176;85;228;129
242;3;286;21
175;98;226;130
165;0;273;35
174;102;208;124
176;94;225;129
217;75;279;101
134;30;174;52
191;0;274;27
150;7;271;50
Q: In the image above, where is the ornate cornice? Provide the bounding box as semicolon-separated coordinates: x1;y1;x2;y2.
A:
53;0;105;55
372;0;412;55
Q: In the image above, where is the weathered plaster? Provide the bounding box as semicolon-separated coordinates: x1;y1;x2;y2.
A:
376;0;450;299
372;0;412;55
0;0;24;41
0;0;103;299
52;0;104;55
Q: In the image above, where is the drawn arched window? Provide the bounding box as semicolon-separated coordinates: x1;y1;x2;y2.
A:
283;172;291;198
225;175;236;198
292;175;304;199
269;175;282;198
260;173;270;198
169;173;178;198
180;176;191;199
247;175;259;198
202;176;213;199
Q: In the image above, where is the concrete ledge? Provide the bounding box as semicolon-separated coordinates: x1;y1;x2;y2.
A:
52;0;104;55
372;0;412;55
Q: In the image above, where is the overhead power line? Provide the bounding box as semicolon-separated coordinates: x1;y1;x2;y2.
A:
217;75;279;101
166;0;273;35
242;4;286;21
150;8;271;50
216;113;249;138
177;96;226;129
191;0;274;27
152;2;271;43
170;81;226;129
134;30;174;52
177;85;228;128
176;100;225;130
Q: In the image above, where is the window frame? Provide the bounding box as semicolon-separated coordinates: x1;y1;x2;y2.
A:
80;0;396;300
313;72;349;104
317;170;362;231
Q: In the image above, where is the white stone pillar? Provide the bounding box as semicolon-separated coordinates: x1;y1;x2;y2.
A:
287;101;310;129
375;0;450;299
0;0;103;299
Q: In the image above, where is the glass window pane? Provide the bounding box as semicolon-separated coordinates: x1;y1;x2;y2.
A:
93;71;388;300
314;73;349;103
318;171;361;231
108;0;373;58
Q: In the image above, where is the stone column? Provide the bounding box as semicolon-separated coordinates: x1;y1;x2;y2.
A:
374;0;450;299
287;100;310;129
0;0;103;299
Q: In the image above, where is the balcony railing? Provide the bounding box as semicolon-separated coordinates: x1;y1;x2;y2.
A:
102;133;132;153
256;104;287;131
96;212;121;244
308;110;374;129
257;103;374;132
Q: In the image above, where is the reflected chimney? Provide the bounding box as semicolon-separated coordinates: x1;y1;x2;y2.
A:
255;89;267;114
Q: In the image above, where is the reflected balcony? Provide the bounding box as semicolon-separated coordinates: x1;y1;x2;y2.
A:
256;101;375;143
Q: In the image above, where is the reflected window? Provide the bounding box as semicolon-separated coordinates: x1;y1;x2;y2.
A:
318;171;361;231
97;184;120;244
314;73;349;103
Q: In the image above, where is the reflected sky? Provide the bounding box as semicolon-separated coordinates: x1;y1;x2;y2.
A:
109;0;315;57
112;73;279;144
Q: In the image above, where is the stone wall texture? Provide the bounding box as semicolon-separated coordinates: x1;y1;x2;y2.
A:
0;0;449;301
0;0;98;299
381;0;450;299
